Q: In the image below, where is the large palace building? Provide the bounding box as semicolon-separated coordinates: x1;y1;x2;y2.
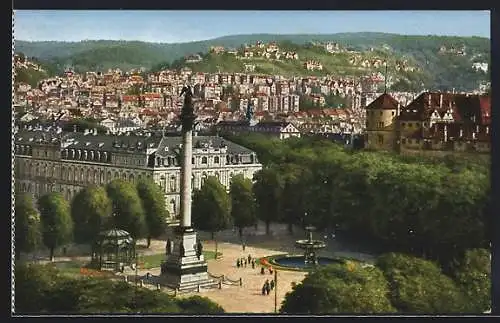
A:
14;126;262;222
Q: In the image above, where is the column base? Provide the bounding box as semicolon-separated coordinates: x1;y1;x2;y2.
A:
160;227;217;291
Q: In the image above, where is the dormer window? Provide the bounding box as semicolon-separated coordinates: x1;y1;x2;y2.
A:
201;156;208;164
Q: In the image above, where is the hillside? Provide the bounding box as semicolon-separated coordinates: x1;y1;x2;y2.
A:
13;53;52;87
14;33;490;91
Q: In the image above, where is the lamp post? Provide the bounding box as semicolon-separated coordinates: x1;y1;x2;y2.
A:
274;269;278;313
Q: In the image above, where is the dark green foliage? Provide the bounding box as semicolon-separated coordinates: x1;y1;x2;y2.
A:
15;193;42;260
229;133;489;263
376;253;467;313
38;192;73;261
14;264;224;314
192;176;232;235
106;180;146;239
230;174;257;238
71;186;113;244
280;262;396;313
136;179;168;248
451;249;491;313
176;295;225;314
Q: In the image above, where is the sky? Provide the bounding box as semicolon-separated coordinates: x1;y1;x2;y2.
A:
14;10;490;43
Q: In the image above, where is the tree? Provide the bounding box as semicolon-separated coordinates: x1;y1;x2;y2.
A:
106;179;146;239
452;248;491;313
280;261;396;314
14;263;59;313
176;295;225;314
229;174;257;239
192;176;231;257
376;253;467;313
252;167;284;235
70;186;113;244
15;193;42;260
136;179;168;248
38;192;73;261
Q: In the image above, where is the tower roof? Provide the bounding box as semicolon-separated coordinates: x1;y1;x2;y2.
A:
365;93;399;110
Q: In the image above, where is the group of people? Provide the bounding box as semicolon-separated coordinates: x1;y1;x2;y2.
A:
261;278;275;295
236;254;256;269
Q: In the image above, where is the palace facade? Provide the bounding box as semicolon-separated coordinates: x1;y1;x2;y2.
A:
14;127;262;222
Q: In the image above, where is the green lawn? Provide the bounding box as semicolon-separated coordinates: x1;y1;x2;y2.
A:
139;251;221;269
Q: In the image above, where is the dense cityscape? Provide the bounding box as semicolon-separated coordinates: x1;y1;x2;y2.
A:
12;10;491;315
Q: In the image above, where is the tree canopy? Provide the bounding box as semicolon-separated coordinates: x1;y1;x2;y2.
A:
38;192;73;261
136;178;169;248
230;174;257;238
71;185;113;244
15;193;42;260
15;263;225;314
280;261;396;314
106;179;146;239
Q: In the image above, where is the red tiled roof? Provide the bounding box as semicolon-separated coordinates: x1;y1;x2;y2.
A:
365;93;399;110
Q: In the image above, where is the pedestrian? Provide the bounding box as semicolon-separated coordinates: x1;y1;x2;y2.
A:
269;266;273;275
261;267;265;275
248;254;252;263
242;243;246;251
237;259;241;268
265;282;271;295
262;284;266;295
252;260;255;269
244;259;247;267
270;279;275;290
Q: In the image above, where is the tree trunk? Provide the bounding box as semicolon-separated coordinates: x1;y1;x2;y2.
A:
49;247;54;262
266;221;270;235
238;227;243;240
288;222;294;234
147;236;151;248
211;232;215;240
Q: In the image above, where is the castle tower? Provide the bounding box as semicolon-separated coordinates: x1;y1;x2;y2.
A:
364;93;400;151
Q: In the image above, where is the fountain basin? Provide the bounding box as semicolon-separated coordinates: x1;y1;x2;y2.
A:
295;239;326;249
265;254;345;271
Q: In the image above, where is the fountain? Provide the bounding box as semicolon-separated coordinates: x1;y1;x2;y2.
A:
266;225;343;270
294;226;326;265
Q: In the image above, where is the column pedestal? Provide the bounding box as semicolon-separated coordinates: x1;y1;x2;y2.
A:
160;227;217;291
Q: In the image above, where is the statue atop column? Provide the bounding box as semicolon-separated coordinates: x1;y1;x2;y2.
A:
180;85;196;132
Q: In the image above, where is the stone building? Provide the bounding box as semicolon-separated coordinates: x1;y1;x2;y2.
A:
14;127;262;223
364;92;491;154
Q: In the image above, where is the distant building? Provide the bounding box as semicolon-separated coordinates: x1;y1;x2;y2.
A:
364;92;491;154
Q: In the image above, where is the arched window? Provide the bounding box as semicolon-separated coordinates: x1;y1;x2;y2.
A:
71;149;75;158
61;167;66;180
80;169;85;181
77;150;81;159
128;174;134;182
201;172;208;186
68;168;73;181
214;156;220;164
107;171;112;181
160;176;166;189
169;176;176;193
84;150;88;160
121;173;127;180
170;199;177;216
215;172;220;181
226;155;231;164
138;174;142;181
94;169;98;183
201;156;208;164
114;172;119;179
